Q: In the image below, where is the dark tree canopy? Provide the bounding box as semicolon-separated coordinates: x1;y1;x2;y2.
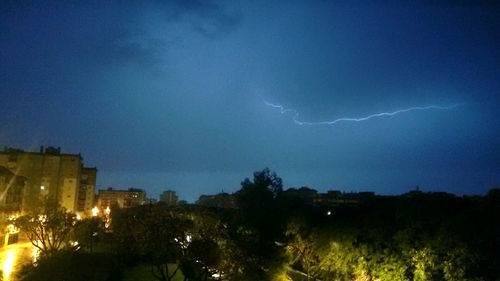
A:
14;174;499;281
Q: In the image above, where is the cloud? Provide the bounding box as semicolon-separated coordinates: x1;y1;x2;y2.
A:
164;1;242;39
0;1;241;74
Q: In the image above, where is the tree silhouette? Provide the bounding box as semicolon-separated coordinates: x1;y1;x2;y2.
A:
74;217;105;253
232;168;286;280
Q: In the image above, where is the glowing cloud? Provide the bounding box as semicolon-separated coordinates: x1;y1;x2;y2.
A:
263;100;463;126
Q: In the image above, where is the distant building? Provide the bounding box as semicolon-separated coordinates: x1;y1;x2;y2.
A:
280;186;318;205
0;147;97;215
196;192;236;209
146;198;158;204
96;188;146;209
159;190;178;205
313;190;375;207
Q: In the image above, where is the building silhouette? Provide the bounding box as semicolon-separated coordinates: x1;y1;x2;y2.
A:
159;190;178;205
196;192;236;209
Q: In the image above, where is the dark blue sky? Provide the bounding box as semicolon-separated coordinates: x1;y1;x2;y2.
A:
1;1;499;202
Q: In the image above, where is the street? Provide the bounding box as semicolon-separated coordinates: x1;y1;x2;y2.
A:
0;242;35;281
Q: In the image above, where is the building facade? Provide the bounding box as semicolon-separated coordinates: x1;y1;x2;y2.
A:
313;190;375;207
79;167;97;213
0;147;97;215
96;188;146;209
0;166;26;215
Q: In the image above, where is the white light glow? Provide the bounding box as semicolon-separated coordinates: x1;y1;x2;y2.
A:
2;249;15;280
264;99;464;126
92;207;99;216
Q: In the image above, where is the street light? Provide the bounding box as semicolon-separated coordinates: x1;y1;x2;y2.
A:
92;207;99;216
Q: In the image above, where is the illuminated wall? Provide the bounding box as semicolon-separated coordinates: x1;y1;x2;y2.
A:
0;147;97;214
96;188;146;209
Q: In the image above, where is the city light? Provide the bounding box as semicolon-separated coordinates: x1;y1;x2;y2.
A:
6;216;19;234
103;206;111;228
33;247;39;263
40;185;44;190
7;224;19;234
2;249;15;281
92;206;99;216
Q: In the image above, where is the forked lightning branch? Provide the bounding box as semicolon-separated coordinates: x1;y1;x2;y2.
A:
263;99;463;126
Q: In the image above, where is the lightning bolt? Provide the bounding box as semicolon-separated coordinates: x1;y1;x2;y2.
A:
263;100;464;126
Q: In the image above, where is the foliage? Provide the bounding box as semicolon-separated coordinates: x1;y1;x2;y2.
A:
285;220;319;281
285;190;499;281
11;172;498;281
74;217;106;253
232;168;286;281
119;206;192;281
14;200;77;257
17;251;121;281
236;168;282;223
184;210;228;281
123;264;184;281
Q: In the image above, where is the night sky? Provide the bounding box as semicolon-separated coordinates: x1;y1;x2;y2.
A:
1;1;499;202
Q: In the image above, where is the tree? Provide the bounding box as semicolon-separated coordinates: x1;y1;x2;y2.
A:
113;205;193;281
74;217;105;253
235;168;283;228
240;168;283;198
183;239;220;281
232;168;286;281
285;220;319;281
183;211;228;281
17;251;122;281
411;247;438;281
14;200;77;257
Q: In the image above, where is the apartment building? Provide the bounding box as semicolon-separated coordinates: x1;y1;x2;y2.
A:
0;147;97;215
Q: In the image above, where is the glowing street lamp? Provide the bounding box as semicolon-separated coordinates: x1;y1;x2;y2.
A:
92;207;99;216
7;224;18;234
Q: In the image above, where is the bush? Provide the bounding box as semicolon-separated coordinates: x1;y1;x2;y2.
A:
17;251;122;281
